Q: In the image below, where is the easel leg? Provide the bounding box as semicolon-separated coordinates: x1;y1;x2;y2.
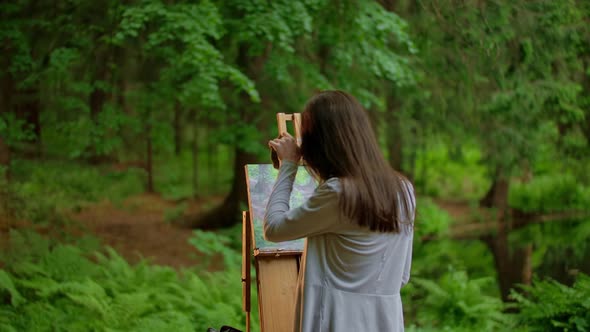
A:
242;211;252;332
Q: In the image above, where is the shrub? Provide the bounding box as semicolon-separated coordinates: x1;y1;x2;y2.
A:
410;269;507;331
0;229;257;332
510;274;590;331
509;174;590;213
5;159;144;224
414;197;453;238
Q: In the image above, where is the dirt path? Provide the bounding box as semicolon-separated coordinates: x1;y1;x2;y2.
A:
74;195;482;269
71;194;222;269
2;193;485;270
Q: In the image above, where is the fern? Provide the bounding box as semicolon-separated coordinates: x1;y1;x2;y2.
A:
128;311;195;332
40;245;99;281
412;269;507;331
0;228;259;331
0;270;24;307
0;307;18;332
1;229;51;269
510;274;590;331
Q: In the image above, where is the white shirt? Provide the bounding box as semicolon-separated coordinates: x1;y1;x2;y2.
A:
264;161;415;332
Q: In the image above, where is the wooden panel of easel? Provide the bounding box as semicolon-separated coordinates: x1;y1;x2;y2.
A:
243;208;302;332
256;255;299;332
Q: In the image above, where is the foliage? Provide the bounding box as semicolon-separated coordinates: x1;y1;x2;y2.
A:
212;0;416;155
510;274;590;332
1;0;589;330
0;113;34;145
155;148;234;200
411;197;497;281
404;0;590;182
189;229;241;270
4;159;143;223
0;229;257;332
410;269;507;331
509;174;590;213
413;143;489;199
508;219;590;286
410;239;497;284
414;197;452;238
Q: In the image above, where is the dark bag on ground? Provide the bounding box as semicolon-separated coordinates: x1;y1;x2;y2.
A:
206;326;243;332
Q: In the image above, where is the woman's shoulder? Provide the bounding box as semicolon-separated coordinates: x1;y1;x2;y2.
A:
319;177;342;193
306;178;341;205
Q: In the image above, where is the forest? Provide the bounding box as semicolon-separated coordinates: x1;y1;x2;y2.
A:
1;0;589;331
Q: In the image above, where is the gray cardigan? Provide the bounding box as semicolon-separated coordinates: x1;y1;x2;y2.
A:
264;161;415;332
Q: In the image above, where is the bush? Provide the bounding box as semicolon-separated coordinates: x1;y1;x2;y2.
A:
5;159;144;223
509;174;590;213
510;274;590;332
414;197;453;238
409;269;507;331
155;148;234;200
0;229;257;332
413;143;489;200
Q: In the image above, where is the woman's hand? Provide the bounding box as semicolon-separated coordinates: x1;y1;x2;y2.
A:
268;132;301;165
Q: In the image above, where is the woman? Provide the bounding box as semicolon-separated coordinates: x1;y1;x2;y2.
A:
265;90;416;332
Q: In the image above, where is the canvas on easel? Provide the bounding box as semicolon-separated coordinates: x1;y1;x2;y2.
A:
243;164;316;332
245;164;316;254
241;113;318;332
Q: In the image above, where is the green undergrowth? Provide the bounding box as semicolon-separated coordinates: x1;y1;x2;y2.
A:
404;267;590;331
413;143;489;200
2;159;588;331
0;229;258;332
6;159;144;222
155;149;234;201
509;173;590;213
509;274;590;331
414;197;453;238
5;154;236;220
408;269;507;331
1;227;588;331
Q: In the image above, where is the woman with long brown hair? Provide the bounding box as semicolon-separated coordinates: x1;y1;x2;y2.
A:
266;90;415;332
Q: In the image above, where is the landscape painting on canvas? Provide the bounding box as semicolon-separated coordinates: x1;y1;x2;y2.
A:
245;164;317;253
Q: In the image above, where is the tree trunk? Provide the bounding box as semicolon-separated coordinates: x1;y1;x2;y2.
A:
378;0;396;12
483;233;532;302
146;122;154;193
480;170;532;301
114;47;136;157
418;140;427;192
174;102;182;156
405;141;416;182
0;64;14;115
183;148;257;229
192;114;199;198
15;87;41;156
378;0;405;173
88;60;109;163
181;42;270;229
0;69;12;180
582;63;590;145
0;137;10;181
385;94;403;172
90;80;106;122
479;168;510;217
207;129;217;195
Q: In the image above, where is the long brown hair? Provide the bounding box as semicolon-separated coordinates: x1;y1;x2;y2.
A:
300;90;414;233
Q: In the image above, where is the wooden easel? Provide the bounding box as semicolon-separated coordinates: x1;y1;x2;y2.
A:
277;113;302;144
242;113;305;332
